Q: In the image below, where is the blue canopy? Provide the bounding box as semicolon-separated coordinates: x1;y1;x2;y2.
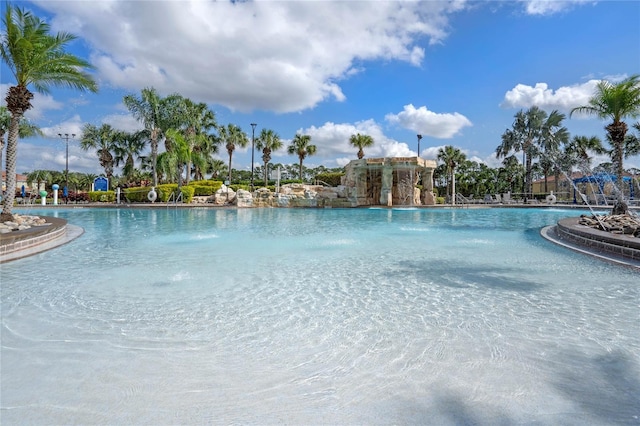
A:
572;173;631;184
572;173;635;203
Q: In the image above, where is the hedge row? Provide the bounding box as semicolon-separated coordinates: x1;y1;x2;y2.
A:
315;172;344;187
88;191;116;202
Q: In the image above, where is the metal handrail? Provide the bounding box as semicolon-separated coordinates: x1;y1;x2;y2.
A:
455;193;469;208
167;191;183;207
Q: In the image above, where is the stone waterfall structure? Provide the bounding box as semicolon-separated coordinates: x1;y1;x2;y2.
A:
199;157;438;208
342;157;437;207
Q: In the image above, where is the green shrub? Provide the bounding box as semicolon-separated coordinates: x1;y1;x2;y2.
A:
186;180;222;196
436;197;446;204
123;186;153;202
230;184;249;192
88;191;115;202
157;184;178;202
180;185;195;203
315;172;344;187
155;184;195;203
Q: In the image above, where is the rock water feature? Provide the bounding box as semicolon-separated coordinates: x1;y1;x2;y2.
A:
579;213;640;236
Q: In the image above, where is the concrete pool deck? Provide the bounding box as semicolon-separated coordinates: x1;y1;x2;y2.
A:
541;218;640;270
0;216;83;263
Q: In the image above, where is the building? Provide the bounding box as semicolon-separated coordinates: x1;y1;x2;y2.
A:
1;171;30;193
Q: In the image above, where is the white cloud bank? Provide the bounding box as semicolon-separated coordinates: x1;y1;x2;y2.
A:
34;0;468;113
385;104;473;139
501;80;600;114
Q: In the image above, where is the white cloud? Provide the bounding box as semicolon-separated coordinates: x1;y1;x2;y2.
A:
385;104;473;139
102;113;144;133
299;119;416;165
1;83;64;120
39;115;85;139
521;0;596;16
501;80;599;114
34;0;467;113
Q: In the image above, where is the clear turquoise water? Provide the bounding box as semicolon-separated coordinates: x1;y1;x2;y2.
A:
1;207;639;424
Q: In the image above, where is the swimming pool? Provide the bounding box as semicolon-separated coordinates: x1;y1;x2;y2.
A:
1;207;639;424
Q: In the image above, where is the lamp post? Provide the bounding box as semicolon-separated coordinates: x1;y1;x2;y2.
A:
417;134;422;158
58;133;75;203
250;123;257;191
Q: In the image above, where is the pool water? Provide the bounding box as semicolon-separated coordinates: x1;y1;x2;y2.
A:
1;207;639;424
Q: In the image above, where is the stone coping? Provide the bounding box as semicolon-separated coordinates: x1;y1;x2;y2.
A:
541;217;640;269
0;216;84;263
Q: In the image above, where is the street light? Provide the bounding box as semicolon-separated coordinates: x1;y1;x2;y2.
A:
58;133;75;203
250;123;257;191
417;134;423;158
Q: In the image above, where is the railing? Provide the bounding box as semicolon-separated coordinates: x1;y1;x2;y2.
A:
314;179;332;187
455;193;470;208
167;191;183;207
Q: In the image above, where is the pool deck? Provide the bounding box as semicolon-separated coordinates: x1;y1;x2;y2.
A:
0;216;83;263
541;219;640;270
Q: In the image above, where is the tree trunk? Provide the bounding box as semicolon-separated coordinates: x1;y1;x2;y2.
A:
606;121;627;200
151;129;159;187
525;151;532;202
451;170;456;205
264;162;268;187
0;132;4;200
1;114;21;218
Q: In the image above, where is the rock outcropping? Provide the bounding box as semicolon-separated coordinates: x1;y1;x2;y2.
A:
579;213;640;237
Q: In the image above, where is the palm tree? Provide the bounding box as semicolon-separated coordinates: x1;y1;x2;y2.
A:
219;124;249;186
287;133;317;181
114;130;146;185
496;107;548;202
172;98;217;184
566;135;606;171
437;145;466;205
535;110;569;194
349;133;374;159
208;159;227;180
1;105;40;196
571;75;640;182
123;88;180;187
255;129;283;187
1;4;97;218
165;128;192;187
80;124;118;186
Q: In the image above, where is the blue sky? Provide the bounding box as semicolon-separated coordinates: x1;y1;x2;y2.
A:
2;0;639;176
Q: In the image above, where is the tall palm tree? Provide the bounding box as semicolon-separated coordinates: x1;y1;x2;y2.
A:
287;133;317;181
123;88;180;187
349;133;374;159
496;107;547;201
255;129;283;187
80;124;118;186
535;110;569;193
165;128;192;187
1;4;97;217
566;135;605;171
1;105;40;196
172;98;217;184
571;75;640;182
437;145;466;205
114;130;146;185
219;124;249;186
